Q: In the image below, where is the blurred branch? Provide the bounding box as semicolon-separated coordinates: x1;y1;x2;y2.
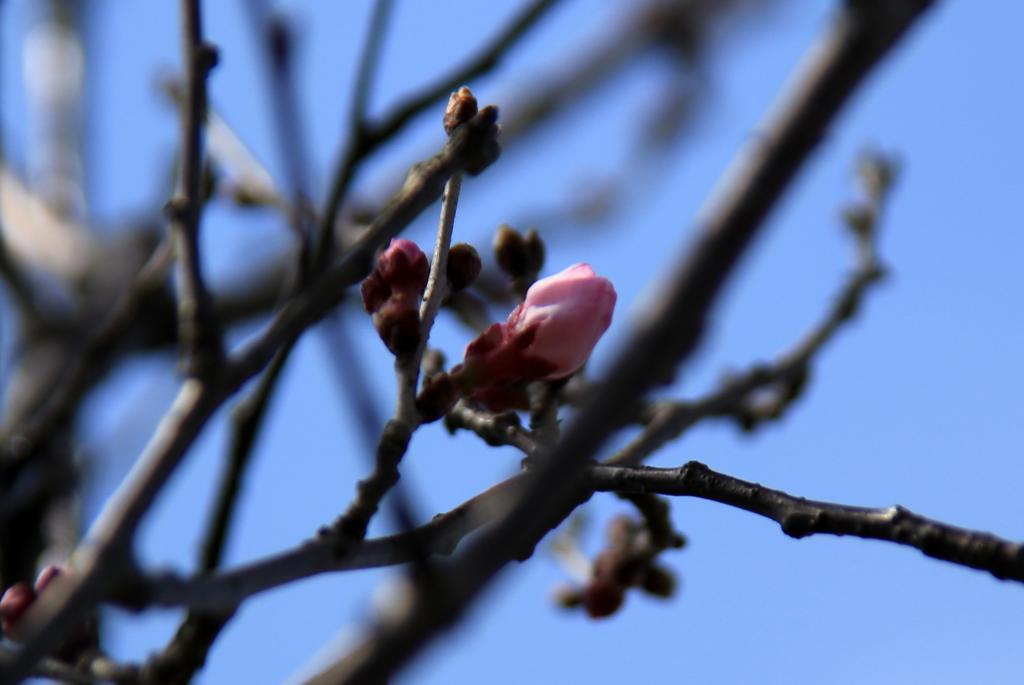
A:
168;0;223;377
32;655;138;685
193;0;322;589
0;102;502;685
0;231;43;323
589;462;1024;583
605;151;896;467
129;475;527;613
314;0;393;269
308;1;938;682
0;242;173;455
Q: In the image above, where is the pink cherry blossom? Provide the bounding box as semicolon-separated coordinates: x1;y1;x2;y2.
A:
459;263;616;404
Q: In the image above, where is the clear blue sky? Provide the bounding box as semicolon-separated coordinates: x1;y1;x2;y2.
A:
3;1;1024;683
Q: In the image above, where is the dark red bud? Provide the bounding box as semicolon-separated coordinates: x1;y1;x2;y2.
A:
374;301;421;356
360;270;391;314
582;579;625;619
0;582;34;637
378;242;429;294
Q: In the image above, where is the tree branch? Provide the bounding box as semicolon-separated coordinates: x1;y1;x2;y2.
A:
124;475;527;613
168;0;223;377
589;462;1024;582
315;0;394;270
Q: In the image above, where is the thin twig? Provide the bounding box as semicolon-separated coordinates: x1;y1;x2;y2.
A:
402;172;461;420
445;401;538;456
589;462;1024;583
168;0;223;377
125;474;527;613
305;2;938;682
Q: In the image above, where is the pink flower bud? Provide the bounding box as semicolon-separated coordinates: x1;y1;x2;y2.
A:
361;238;429;314
460;263;616;394
361;239;429;355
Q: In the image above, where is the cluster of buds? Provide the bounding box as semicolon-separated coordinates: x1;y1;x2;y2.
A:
453;262;616;411
361;238;485;359
493;224;545;296
361;238;430;356
555;515;680;619
1;565;68;642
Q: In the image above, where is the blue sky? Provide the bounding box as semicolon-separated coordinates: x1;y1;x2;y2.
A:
3;1;1024;683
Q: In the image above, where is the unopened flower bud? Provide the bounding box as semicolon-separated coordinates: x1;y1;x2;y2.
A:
459;105;501;176
374;300;421;356
459;263;616;410
444;86;478;136
446;243;481;292
375;239;429;297
415;372;459;423
361;239;429;355
0;582;34;639
493;225;529;278
582;579;625;619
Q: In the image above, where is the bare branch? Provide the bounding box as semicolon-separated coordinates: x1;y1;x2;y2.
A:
316;0;394;270
168;0;223;376
590;462;1024;583
445;401;538;456
128;475;527;613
